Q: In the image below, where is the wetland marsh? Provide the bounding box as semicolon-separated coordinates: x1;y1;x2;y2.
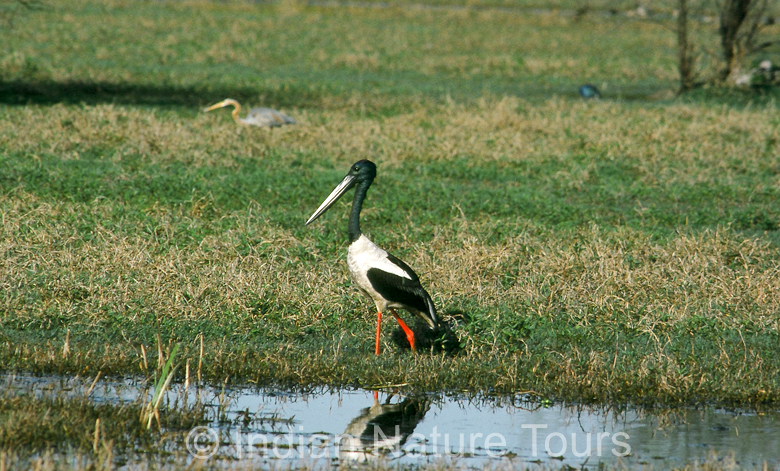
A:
1;0;780;468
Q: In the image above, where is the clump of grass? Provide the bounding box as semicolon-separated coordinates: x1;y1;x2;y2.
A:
142;342;180;429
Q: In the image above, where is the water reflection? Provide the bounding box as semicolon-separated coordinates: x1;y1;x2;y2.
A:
340;394;430;461
3;373;779;469
218;389;780;469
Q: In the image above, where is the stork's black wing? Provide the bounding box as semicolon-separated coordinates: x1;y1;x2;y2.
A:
366;253;437;325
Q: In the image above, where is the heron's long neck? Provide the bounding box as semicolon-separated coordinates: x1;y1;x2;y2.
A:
348;182;369;243
231;102;243;125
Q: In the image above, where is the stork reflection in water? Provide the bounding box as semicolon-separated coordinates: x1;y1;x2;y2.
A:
340;394;430;462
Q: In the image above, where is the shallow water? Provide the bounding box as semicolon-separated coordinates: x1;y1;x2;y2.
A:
196;389;780;469
3;374;779;469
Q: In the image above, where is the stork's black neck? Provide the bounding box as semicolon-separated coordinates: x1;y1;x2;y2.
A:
348;180;370;243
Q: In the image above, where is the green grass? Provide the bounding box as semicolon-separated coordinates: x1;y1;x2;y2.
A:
2;0;780;422
1;0;689;103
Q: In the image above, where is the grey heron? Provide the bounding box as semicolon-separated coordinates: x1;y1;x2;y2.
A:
204;98;296;128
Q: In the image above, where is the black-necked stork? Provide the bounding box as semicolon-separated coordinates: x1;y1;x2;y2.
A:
306;160;454;355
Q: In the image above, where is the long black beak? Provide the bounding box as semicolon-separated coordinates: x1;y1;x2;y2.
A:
305;174;356;225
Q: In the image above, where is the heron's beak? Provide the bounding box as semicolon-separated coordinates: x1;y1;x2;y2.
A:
203;101;227;113
305;174;356;225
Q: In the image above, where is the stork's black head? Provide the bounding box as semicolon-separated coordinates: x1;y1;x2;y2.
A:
305;159;378;226
348;159;377;184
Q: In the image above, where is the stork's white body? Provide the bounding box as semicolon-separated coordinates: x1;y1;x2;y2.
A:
348;234;412;313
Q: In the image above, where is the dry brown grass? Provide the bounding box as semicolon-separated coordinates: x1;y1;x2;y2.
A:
2;178;779;404
3;96;780;373
3;97;779;178
424;223;780;325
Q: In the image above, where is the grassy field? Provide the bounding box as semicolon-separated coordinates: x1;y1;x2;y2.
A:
2;0;780;429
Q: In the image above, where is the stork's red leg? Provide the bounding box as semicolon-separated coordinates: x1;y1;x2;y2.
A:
375;311;382;355
390;309;416;352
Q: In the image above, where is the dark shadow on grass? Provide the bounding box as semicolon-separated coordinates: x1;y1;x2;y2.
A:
0;78;323;109
678;84;780;107
391;319;462;355
1;75;681;111
2;77;776;112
